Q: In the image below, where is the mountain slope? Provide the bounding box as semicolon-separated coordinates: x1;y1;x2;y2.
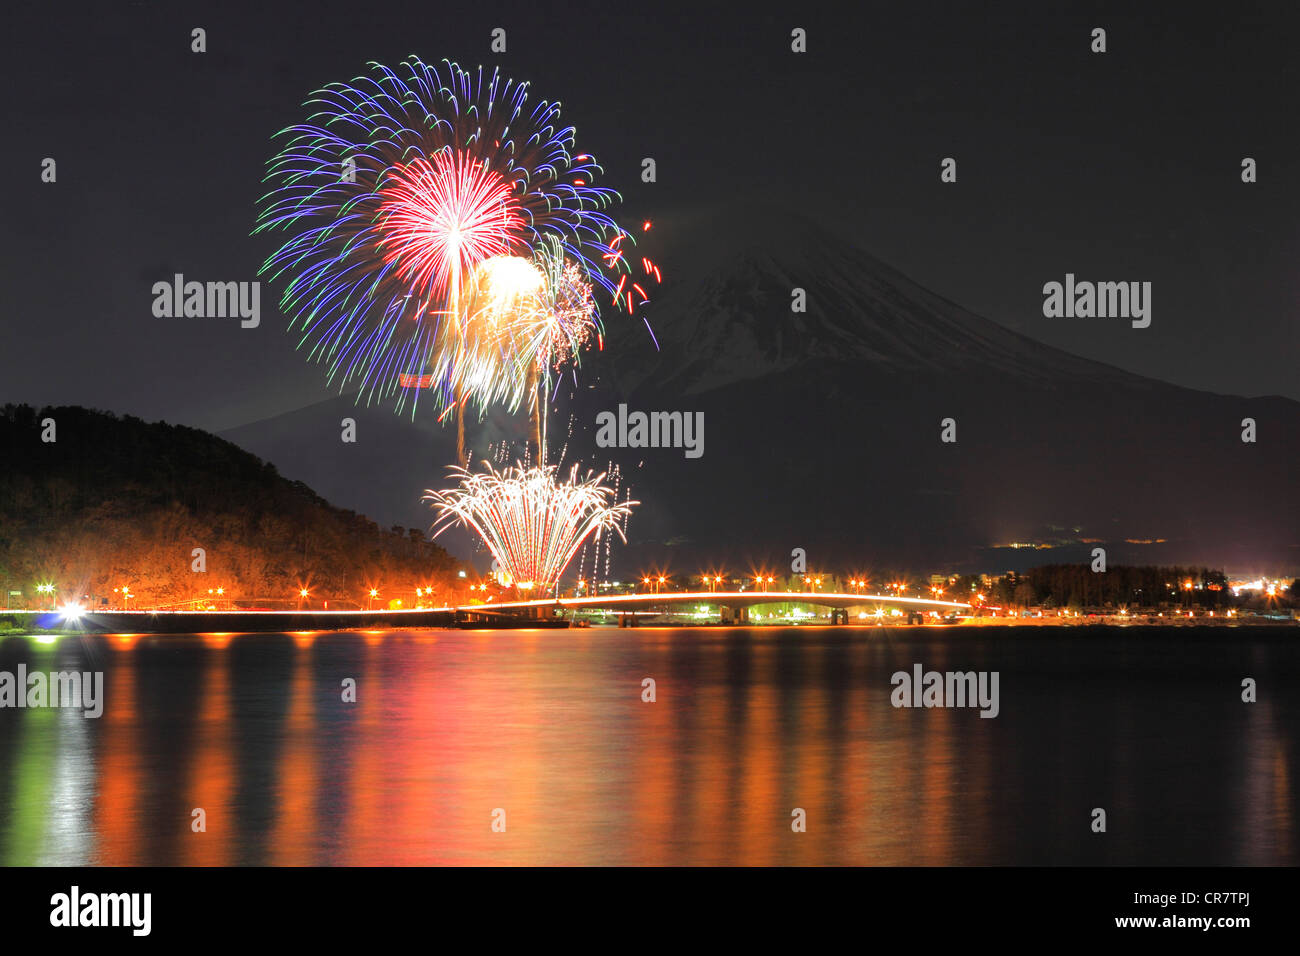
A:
0;404;462;607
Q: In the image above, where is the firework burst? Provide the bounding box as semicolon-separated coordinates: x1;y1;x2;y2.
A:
424;462;637;589
451;244;601;402
377;151;524;299
443;255;548;414
529;236;600;372
254;56;635;417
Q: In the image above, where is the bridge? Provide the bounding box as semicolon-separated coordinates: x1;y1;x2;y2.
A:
4;591;970;632
477;590;972;626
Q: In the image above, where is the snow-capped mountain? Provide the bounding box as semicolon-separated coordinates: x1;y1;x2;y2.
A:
600;203;1141;399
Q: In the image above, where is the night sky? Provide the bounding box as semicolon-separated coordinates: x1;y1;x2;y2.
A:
4;0;1297;433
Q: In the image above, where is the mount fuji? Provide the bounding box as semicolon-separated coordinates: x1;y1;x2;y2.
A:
223;203;1300;576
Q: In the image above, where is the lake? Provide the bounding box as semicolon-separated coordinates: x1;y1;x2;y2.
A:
0;625;1294;865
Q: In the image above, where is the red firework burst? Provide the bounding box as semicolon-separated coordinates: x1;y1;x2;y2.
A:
377;151;526;298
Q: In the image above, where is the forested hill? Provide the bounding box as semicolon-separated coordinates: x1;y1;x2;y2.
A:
0;404;461;608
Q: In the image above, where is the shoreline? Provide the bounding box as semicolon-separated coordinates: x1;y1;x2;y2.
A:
2;616;1295;637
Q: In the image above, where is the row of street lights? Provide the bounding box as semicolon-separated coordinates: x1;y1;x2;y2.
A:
28;573;962;610
19;581;460;612
628;574;929;596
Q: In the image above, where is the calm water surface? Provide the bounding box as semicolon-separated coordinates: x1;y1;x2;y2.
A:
0;626;1295;865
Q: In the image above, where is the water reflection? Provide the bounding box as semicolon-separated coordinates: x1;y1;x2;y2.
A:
0;627;1295;865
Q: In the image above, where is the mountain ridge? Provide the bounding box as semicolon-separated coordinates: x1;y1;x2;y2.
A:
599;203;1161;400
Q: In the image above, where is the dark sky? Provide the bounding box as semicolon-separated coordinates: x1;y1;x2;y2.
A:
4;0;1297;433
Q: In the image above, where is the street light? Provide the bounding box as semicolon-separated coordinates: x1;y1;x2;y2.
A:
36;583;57;609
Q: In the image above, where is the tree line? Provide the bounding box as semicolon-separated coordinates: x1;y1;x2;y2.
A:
0;404;462;608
